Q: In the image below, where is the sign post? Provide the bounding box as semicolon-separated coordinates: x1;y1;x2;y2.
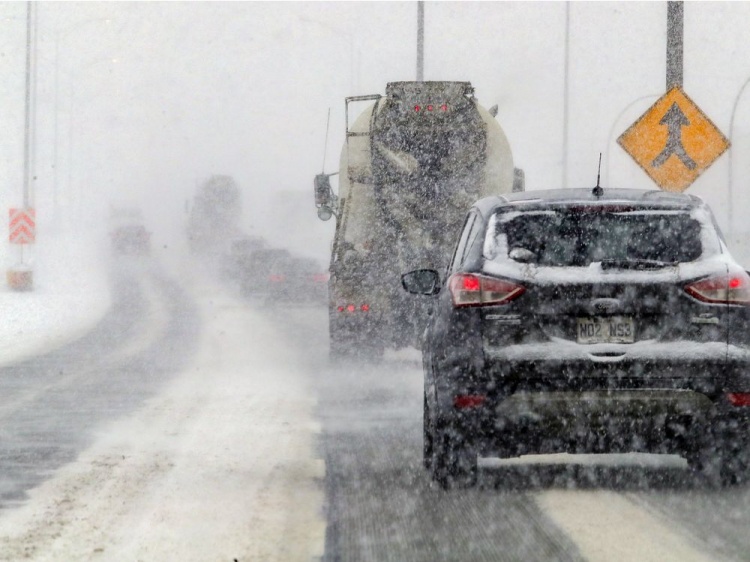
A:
617;2;729;193
666;1;683;89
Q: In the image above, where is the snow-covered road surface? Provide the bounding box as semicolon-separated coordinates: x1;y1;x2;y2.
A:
2;244;750;560
0;259;325;561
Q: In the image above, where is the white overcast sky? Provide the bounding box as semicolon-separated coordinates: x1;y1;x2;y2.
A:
1;1;750;258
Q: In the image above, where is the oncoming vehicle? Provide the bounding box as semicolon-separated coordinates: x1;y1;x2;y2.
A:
403;188;750;489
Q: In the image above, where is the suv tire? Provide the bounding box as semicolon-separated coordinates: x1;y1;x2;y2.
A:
689;440;750;488
430;425;478;489
423;394;433;470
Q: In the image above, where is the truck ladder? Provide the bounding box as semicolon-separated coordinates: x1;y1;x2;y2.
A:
345;94;381;139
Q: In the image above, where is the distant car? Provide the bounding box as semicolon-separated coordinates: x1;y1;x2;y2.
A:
239;249;328;304
239;248;292;297
285;256;328;304
110;224;151;255
403;188;750;489
221;236;268;280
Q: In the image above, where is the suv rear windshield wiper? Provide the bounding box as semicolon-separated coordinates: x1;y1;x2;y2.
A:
599;258;677;270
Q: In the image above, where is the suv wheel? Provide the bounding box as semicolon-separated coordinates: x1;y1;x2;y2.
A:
689;441;750;487
430;425;478;489
423;394;433;470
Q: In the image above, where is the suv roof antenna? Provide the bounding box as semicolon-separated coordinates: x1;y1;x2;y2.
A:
592;153;604;197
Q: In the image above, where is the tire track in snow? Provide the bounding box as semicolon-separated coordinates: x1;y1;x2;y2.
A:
536;486;721;562
0;268;168;424
624;486;750;562
274;307;583;561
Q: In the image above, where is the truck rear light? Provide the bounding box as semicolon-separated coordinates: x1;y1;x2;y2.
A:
454;395;486;409
727;393;750;406
269;274;285;283
312;273;329;283
448;273;525;307
337;303;369;312
685;270;750;305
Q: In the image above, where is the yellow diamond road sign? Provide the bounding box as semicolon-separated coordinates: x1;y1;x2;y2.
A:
617;86;729;192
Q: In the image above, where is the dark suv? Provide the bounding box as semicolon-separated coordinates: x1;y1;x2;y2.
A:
403;188;750;488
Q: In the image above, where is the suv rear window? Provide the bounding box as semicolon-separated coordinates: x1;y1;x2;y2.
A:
489;208;704;266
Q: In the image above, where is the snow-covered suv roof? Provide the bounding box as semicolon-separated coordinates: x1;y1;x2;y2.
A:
475;188;703;215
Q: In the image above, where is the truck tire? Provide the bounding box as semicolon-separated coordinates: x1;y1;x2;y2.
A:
358;341;384;363
329;335;352;364
329;317;384;364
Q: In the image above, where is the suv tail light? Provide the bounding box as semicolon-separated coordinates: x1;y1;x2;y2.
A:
448;273;525;307
684;270;750;305
454;395;486;409
727;393;750;407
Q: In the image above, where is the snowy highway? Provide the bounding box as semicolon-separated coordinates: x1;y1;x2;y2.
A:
0;249;750;560
5;1;750;560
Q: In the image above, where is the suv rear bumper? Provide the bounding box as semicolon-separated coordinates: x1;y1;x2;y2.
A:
440;389;750;458
432;344;750;458
483;340;740;365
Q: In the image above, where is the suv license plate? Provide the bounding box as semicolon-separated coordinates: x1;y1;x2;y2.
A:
577;316;635;344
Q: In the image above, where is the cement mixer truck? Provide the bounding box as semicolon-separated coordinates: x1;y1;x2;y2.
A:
314;81;522;360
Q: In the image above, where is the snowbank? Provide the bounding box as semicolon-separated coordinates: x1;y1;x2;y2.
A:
0;233;111;367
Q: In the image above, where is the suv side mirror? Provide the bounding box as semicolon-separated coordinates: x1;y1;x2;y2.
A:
402;269;440;295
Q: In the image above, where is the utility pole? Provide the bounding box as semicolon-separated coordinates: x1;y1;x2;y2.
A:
417;1;424;81
562;1;570;188
666;1;683;89
22;1;34;210
8;0;37;291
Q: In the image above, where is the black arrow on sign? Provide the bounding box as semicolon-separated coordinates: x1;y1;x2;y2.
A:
651;102;696;170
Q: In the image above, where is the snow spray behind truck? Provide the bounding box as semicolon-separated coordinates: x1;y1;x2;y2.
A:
314;82;522;360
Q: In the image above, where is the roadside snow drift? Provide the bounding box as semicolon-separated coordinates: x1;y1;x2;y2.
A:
0;235;111;367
